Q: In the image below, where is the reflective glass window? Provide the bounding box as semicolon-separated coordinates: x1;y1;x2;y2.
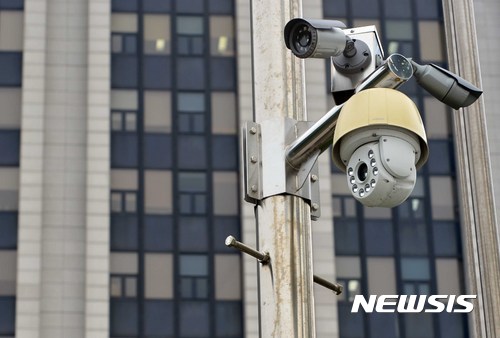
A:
351;0;379;18
178;216;208;252
177;57;205;90
209;0;233;14
433;221;459;256
213;216;240;252
210;57;235;90
383;0;411;18
0;297;15;335
0;130;19;165
369;313;398;338
144;215;174;252
176;0;203;14
212;135;238;170
401;258;430;281
338;302;364;338
364;220;394;255
0;52;23;87
427;140;453;174
215;301;242;336
143;0;171;13
334;218;359;255
144;133;172;169
143;56;172;89
179;301;210;336
110;299;139;336
0;213;16;249
416;0;440;19
399;221;429;255
405;313;434;338
144;300;174;335
112;0;137;12
111;214;138;250
323;0;347;17
385;20;413;40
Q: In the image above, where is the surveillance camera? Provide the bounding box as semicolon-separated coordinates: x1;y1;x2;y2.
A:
411;60;482;109
284;18;348;59
332;88;429;208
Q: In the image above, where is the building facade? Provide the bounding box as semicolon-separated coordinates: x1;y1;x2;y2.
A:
0;0;496;337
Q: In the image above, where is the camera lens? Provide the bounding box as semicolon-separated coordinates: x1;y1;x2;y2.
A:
357;163;368;182
290;23;317;58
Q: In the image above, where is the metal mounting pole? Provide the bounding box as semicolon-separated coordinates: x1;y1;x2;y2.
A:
250;0;316;337
442;1;500;337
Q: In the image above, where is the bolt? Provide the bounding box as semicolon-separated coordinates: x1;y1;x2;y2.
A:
225;235;270;263
312;203;319;211
311;174;318;182
250;156;257;163
251;185;258;192
250;127;257;135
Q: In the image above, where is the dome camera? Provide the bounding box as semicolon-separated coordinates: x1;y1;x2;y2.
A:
332;88;429;208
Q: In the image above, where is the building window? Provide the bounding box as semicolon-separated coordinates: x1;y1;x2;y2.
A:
0;296;15;336
143;14;171;55
177;92;205;134
176;16;204;56
0;53;21;86
179;254;209;299
0;130;19;165
209;16;234;57
179;301;210;337
178;172;207;215
144;170;173;215
178;216;208;252
334;218;360;255
144;300;175;336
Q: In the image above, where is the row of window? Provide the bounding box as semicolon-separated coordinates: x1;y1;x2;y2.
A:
112;14;234;57
111;89;237;135
111;214;239;252
111;133;237;170
110;299;241;337
112;55;236;91
112;0;233;15
110;170;238;215
324;0;442;20
110;252;240;300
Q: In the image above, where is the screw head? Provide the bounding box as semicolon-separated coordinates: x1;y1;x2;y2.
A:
250;127;257;135
311;174;318;182
251;185;258;192
312;203;319;211
250;156;257;163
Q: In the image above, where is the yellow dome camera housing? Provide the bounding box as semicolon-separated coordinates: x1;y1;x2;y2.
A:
332;88;429;207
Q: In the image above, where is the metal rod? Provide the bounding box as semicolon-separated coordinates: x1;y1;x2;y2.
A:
285;54;413;169
226;235;343;295
313;275;343;295
225;236;270;264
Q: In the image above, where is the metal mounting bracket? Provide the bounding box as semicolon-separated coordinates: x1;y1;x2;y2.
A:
243;117;321;220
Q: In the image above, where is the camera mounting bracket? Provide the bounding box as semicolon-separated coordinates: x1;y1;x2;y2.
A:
243;118;321;220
